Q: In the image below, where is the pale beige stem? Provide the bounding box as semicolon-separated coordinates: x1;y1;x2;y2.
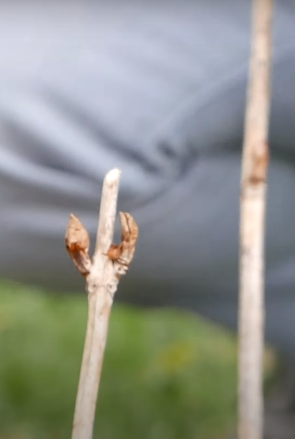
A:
66;169;138;439
238;1;273;439
71;169;121;439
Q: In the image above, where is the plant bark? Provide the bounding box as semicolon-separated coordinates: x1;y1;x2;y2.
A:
238;1;273;439
66;169;138;439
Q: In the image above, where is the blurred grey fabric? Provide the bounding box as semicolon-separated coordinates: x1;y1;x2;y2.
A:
0;1;295;357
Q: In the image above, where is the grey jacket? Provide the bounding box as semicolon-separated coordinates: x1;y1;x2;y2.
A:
1;1;295;357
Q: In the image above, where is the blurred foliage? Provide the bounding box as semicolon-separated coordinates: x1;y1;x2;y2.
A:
0;281;273;439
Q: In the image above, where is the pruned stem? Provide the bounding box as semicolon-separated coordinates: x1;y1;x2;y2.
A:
71;169;120;439
238;1;273;439
66;169;138;439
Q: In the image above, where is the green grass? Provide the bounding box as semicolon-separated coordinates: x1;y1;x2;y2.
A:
0;281;255;439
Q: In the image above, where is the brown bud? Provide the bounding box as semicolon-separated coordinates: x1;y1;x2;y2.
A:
106;212;138;270
65;214;91;276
